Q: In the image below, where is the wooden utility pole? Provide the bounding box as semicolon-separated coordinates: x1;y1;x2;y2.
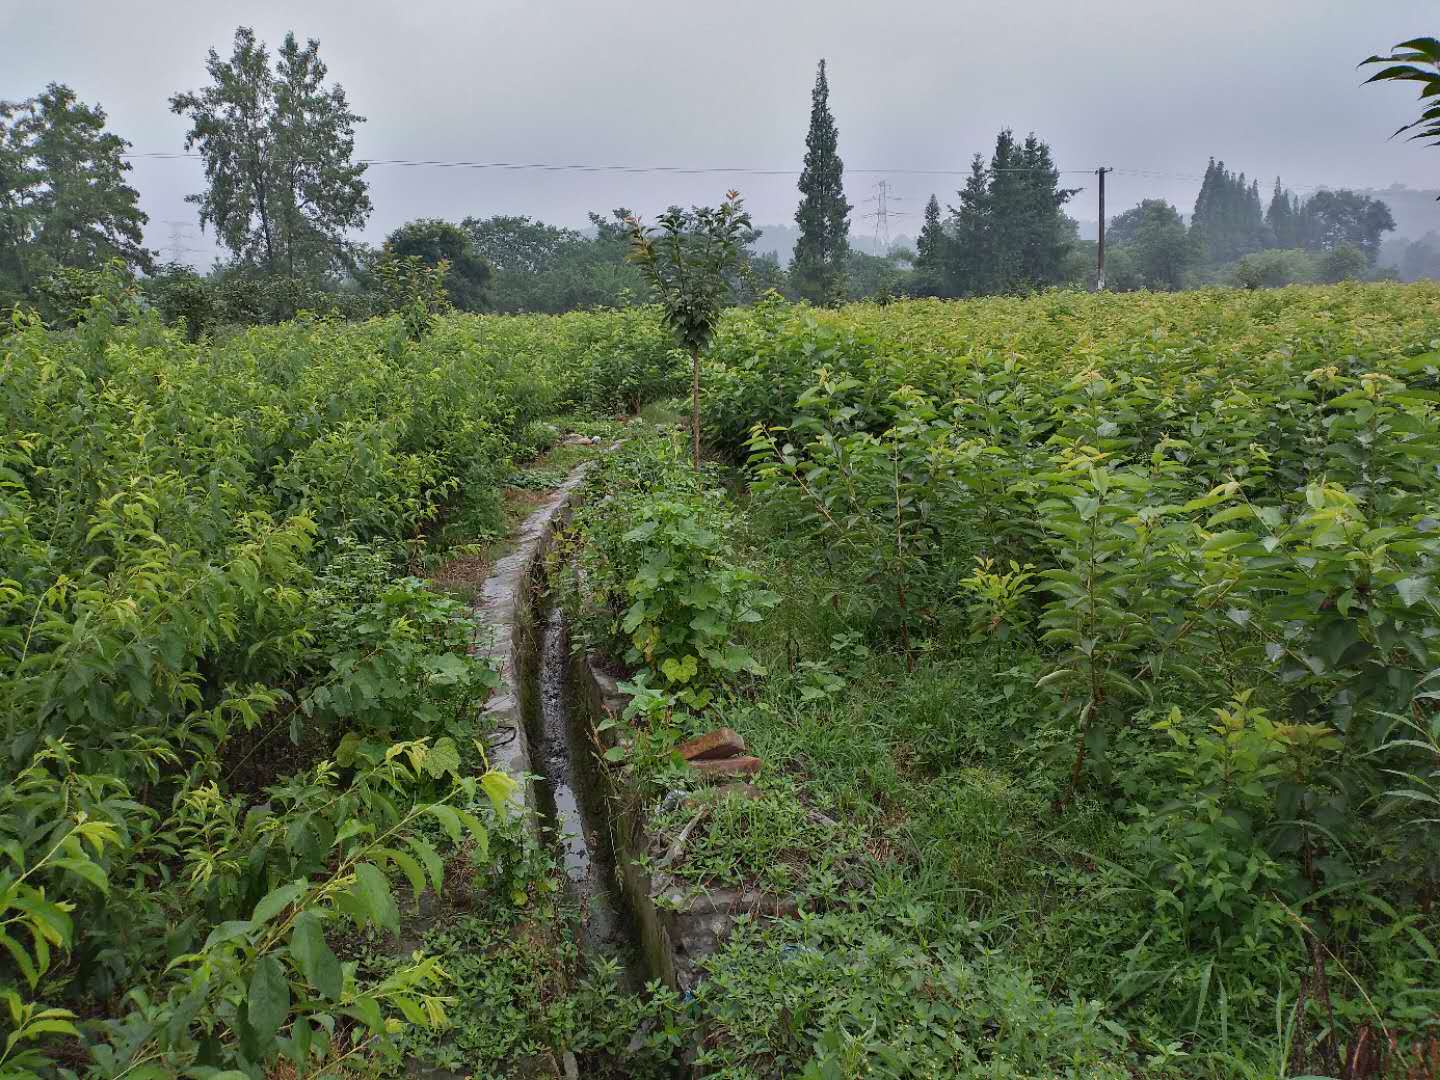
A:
1096;166;1112;290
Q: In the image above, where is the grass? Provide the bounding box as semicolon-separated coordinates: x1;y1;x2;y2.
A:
582;468;1292;1076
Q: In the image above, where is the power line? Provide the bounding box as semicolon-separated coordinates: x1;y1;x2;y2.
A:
122;152;1352;204
118;151;1099;178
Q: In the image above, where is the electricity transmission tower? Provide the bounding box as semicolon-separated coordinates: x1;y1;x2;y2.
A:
863;180;905;251
162;220;198;265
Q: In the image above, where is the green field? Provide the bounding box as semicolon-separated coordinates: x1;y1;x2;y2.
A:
4;282;1440;1077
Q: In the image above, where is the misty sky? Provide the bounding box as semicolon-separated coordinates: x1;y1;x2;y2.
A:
2;0;1435;264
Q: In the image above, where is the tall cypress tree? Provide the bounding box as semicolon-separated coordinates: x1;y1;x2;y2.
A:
792;59;851;305
913;193;946;296
1265;178;1297;249
1191;159;1265;265
944;154;991;296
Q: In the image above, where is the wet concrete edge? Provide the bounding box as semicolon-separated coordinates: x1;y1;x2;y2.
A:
573;657;800;996
470;460;597;832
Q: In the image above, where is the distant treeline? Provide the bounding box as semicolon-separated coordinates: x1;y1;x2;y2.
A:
1;30;1432;336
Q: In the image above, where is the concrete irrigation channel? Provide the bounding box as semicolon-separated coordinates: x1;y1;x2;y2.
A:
429;450;805;1075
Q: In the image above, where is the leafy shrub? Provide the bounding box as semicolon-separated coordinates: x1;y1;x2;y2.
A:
700;283;1440;1069
0;299;653;1073
1232;248;1318;288
569;434;778;702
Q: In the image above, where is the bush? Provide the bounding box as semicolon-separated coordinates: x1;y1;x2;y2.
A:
1231;247;1318;288
0;301;645;1075
568;434;778;703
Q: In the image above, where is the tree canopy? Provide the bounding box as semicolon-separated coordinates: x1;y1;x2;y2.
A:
170;27;371;277
382;219;490;311
0;84;151;307
941;130;1078;296
628;192;753;468
1298;189;1396;261
912;194;946;297
1191;160;1266;265
1106;199;1191;290
462;211;648;313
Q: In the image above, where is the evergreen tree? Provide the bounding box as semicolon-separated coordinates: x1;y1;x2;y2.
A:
941;130;1076;296
912;193;946;296
1265;178;1297;249
944;154;992;296
985;129;1026;292
1013;133;1080;288
1261;181;1396;264
1191;159;1265;265
792;59;851;305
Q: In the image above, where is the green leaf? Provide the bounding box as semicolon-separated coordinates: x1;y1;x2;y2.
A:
1201;530;1251;553
290;913;342;1001
344;995;385;1034
52;857;109;895
1396;576;1430;607
335;732;363;768
424;736;461;778
426;803;463;843
203;920;256;951
351;863;399;932
660;654;698;684
406;836;445;892
252;880;308;925
385;848;428;902
480;770;518;817
455;808;490;861
425;653;472;686
247;954;290;1047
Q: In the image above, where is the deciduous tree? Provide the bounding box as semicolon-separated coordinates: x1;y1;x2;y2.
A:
1107;199;1191;290
461;211;647;313
628;192;752;470
382;219;490;311
170;27;371;277
0;84;151;306
1298;189;1396;262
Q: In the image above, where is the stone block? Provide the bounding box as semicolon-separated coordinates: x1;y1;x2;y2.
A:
676;727;746;761
689;755;762;780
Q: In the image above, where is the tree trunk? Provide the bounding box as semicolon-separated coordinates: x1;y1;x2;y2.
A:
690;347;701;473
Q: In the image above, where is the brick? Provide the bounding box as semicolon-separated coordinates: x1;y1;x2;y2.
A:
677;728;746;762
689;755;762;779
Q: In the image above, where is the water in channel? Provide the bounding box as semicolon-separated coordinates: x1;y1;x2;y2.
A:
530;603;643;985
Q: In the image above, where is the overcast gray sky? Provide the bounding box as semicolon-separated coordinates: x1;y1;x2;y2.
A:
2;0;1435;263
